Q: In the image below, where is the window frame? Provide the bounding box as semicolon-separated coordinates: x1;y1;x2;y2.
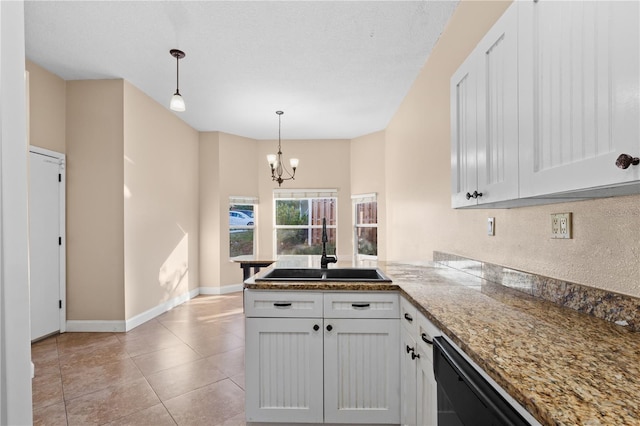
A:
273;189;338;258
352;193;378;260
229;196;258;260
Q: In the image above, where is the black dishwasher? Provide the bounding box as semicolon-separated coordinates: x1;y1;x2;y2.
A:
433;337;530;426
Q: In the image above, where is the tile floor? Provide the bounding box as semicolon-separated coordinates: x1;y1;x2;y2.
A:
31;292;247;425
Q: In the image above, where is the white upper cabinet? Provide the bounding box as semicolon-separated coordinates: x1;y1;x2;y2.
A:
518;0;640;197
451;1;640;208
451;4;519;208
451;51;479;208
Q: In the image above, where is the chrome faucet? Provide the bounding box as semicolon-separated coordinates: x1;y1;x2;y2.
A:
320;218;337;269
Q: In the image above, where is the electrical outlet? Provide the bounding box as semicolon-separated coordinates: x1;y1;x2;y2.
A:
551;213;572;239
487;217;495;236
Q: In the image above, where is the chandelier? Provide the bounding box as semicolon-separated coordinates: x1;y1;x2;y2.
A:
267;111;299;186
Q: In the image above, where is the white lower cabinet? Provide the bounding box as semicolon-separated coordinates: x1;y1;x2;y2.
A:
400;297;439;426
245;290;400;424
245;317;324;423
324;318;400;424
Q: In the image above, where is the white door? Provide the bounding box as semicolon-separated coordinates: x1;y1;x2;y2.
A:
324;318;400;424
450;51;479;208
29;149;64;341
475;3;519;205
400;327;417;426
245;317;324;423
518;0;640;196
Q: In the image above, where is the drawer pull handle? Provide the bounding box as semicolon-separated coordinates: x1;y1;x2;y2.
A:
313;324;320;331
351;303;370;309
421;333;433;345
404;313;413;322
273;302;292;308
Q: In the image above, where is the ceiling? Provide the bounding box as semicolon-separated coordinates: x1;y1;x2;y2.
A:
24;1;458;140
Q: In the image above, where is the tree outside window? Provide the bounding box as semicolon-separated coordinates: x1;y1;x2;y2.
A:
354;195;377;259
275;197;337;256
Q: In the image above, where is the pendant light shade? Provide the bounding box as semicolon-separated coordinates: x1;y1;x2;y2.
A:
170;92;185;112
169;49;186;112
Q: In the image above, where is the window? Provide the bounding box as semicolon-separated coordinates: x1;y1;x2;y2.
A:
274;190;337;256
353;194;377;259
229;196;257;259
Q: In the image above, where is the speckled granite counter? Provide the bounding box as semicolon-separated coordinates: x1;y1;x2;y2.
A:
245;259;640;426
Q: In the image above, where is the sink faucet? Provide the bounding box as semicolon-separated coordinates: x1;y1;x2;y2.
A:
320;218;337;269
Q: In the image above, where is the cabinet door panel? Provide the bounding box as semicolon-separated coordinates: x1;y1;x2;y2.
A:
245;318;324;423
400;327;417;426
519;1;640;196
451;52;479;208
476;4;519;203
324;318;400;424
416;343;438;426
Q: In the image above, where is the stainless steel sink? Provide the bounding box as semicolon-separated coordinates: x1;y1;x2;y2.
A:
255;268;391;282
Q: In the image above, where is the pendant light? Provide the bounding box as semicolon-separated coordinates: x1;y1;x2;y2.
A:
169;49;186;112
267;111;299;186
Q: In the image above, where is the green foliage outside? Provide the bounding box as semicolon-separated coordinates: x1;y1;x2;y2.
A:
230;230;254;258
276;200;308;225
357;228;378;256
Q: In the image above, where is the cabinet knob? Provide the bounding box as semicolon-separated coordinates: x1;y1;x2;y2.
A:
326;324;333;332
313;324;320;331
616;154;640;169
406;345;414;354
411;352;420;360
465;190;483;200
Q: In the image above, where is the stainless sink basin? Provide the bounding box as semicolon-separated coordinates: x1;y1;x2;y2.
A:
255;268;391;282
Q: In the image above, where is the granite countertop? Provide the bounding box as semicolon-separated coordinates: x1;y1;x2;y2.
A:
244;258;640;425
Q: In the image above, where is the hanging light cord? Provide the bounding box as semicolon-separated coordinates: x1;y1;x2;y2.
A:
175;54;180;95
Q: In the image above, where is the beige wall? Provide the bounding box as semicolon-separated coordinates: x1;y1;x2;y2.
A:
218;132;259;287
199;131;260;289
199;132;222;289
351;130;387;260
66;80;125;320
257;139;352;260
123;81;200;319
385;0;640;298
26;60;66;153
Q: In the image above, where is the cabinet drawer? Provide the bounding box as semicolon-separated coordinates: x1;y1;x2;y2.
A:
244;290;323;318
400;296;418;333
324;292;399;319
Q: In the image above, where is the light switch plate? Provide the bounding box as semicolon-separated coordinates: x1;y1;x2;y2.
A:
551;213;572;239
487;217;495;236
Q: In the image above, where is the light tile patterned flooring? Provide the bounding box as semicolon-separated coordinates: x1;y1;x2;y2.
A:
32;293;247;425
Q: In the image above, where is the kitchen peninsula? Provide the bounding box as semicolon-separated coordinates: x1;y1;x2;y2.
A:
244;255;640;425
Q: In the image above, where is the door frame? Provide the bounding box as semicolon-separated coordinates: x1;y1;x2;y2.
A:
29;146;66;334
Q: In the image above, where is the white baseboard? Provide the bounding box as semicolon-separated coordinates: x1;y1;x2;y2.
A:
199;284;243;295
64;285;242;333
66;320;126;333
125;288;200;332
